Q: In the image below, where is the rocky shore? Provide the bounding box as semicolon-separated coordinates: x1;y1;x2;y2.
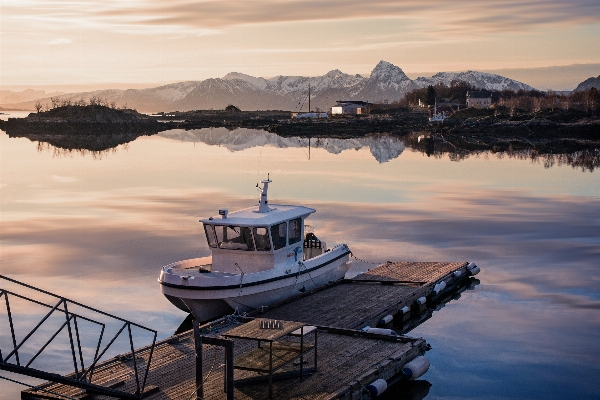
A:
0;105;167;135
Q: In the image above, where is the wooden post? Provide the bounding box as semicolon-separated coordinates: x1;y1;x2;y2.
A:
269;341;273;399
314;329;318;371
225;341;234;400
300;326;304;379
308;83;311;113
193;320;203;400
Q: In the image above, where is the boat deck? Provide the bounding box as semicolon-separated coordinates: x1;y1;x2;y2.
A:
22;261;474;400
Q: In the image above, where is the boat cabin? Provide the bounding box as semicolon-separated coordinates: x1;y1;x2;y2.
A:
199;179;323;274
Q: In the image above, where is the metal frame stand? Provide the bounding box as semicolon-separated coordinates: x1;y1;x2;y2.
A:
193;320;234;400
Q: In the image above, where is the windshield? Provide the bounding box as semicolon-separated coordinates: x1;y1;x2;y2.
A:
204;224;272;251
214;225;255;250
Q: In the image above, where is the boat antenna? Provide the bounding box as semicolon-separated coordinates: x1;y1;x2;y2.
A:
257;174;272;213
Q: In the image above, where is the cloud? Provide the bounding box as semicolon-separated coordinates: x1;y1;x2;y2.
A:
94;0;600;33
48;38;73;45
52;175;77;182
4;0;600;37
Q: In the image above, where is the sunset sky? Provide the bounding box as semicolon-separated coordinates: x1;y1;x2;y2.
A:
2;0;600;88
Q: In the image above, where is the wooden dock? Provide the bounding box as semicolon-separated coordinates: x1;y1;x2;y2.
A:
22;261;476;400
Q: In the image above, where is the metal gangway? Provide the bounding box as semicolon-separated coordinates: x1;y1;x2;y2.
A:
0;275;157;399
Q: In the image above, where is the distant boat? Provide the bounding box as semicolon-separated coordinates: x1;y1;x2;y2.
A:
292;112;328;119
158;177;352;321
429;101;445;123
292;83;328;118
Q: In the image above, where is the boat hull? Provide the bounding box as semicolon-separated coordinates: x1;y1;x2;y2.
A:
160;247;351;322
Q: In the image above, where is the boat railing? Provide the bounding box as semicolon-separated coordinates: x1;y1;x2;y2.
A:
303;239;322;249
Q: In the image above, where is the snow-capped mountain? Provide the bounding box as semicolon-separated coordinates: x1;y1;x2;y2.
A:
414;71;535;92
574;75;600;92
159;128;406;163
3;61;536;112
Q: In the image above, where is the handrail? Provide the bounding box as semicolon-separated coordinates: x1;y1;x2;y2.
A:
0;275;157;399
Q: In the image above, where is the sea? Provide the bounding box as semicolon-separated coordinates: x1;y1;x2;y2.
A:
0;111;599;399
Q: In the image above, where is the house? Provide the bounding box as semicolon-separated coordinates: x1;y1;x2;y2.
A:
331;100;369;115
466;91;492;108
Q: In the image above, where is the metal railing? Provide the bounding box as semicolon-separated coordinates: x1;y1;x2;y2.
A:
0;275;157;399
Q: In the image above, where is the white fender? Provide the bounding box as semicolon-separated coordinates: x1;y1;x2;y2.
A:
366;378;388;397
365;327;397;336
433;281;446;295
402;356;430;380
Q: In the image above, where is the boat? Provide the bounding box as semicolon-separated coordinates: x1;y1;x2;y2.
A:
428;101;445;123
158;177;353;322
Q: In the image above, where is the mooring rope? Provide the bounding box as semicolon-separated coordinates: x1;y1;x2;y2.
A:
350;252;385;265
186;346;220;400
298;261;321;290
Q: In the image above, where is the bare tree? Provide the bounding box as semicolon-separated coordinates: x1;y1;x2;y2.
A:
34;100;43;113
50;97;61;109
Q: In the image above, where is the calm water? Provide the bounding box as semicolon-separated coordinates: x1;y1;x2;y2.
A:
1;113;599;399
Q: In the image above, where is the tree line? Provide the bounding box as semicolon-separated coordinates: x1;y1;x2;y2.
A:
381;80;600;115
35;96;130;113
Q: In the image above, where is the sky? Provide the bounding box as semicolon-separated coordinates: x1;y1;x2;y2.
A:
1;0;600;89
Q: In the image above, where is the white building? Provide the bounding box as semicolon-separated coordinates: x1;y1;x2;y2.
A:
331;101;369;115
466;91;492;108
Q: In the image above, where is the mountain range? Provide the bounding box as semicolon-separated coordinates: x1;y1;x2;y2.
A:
0;61;539;113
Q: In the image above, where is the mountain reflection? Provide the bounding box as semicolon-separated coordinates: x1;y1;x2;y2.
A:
9;125;599;170
159;128;406;163
160;127;599;170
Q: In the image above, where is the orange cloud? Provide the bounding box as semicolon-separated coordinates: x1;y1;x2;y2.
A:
4;0;600;35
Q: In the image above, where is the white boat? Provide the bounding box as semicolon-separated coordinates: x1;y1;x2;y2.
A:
428;101;445;123
158;178;352;322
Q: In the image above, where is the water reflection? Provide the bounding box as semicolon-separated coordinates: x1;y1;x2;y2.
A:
406;134;600;172
6;125;599;171
0;126;599;399
379;380;432;400
159;128;406;163
10;132;156;159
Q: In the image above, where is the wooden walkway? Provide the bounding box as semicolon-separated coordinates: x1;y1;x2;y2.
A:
22;261;473;400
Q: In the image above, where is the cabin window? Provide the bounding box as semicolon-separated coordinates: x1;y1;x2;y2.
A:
215;225;255;251
253;227;271;251
204;224;218;248
271;222;287;250
288;218;302;245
